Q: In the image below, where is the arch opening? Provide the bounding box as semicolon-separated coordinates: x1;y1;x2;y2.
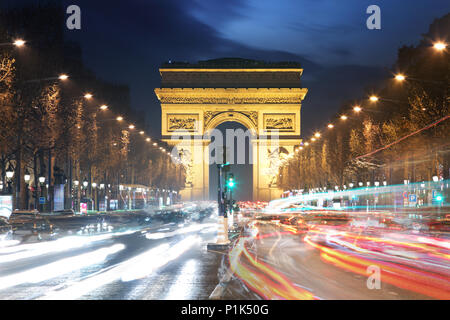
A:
208;121;254;201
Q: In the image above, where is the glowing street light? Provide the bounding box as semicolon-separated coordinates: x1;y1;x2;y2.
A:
304;142;309;146
13;39;25;47
433;42;447;51
369;95;379;102
100;105;108;110
24;170;31;183
140;131;145;135
84;93;93;100
5;165;14;180
146;138;151;142
314;132;321;138
340;115;348;121
128;124;135;130
116;116;123;121
58;74;69;80
395;74;406;81
353;106;362;113
311;137;316;142
327;124;334;129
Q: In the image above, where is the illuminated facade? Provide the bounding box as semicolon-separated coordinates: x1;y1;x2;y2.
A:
155;58;307;201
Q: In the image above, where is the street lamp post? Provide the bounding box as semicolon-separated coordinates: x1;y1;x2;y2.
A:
83;178;88;197
82;178;89;211
39;175;46;212
6;165;14;195
24;169;31;210
73;180;79;212
92;182;97;211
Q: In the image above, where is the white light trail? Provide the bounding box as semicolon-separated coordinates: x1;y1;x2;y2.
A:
0;230;136;264
0;244;125;291
40;236;200;300
145;223;216;240
164;259;198;299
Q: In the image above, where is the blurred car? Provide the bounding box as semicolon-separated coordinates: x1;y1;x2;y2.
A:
0;217;12;236
425;219;450;232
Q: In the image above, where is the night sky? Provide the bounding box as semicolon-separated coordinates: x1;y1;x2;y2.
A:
2;0;449;136
2;0;449;199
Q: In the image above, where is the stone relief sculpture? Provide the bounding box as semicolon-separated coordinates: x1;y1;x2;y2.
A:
264;114;295;131
266;147;289;187
178;148;193;187
167;114;198;131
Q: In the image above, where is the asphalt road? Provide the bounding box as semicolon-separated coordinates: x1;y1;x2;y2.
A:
1;208;448;300
222;219;449;300
0;212;222;300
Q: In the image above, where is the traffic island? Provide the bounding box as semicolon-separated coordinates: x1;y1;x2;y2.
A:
207;216;231;251
207;242;230;251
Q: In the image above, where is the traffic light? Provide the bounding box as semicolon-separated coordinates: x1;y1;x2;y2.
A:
227;174;235;188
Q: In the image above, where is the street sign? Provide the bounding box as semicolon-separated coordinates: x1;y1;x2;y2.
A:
39;197;46;204
0;195;13;219
109;199;118;210
80;202;87;214
409;194;417;203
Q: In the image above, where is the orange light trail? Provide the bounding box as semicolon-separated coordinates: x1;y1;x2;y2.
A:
229;237;316;300
304;235;450;299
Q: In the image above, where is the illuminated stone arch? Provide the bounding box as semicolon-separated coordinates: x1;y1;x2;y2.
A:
155;58;307;201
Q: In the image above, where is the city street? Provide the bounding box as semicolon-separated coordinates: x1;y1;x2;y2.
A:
0;208;222;300
223;218;449;300
0;1;449;306
0;202;449;300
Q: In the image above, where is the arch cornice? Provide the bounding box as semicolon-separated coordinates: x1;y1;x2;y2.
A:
154;88;308;104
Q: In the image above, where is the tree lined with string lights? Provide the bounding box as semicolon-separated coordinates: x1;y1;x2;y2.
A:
279;14;449;192
0;3;184;210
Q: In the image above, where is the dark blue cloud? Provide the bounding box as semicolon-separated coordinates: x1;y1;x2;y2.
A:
2;0;449;137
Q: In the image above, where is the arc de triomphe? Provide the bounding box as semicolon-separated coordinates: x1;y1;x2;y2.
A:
154;58;308;201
